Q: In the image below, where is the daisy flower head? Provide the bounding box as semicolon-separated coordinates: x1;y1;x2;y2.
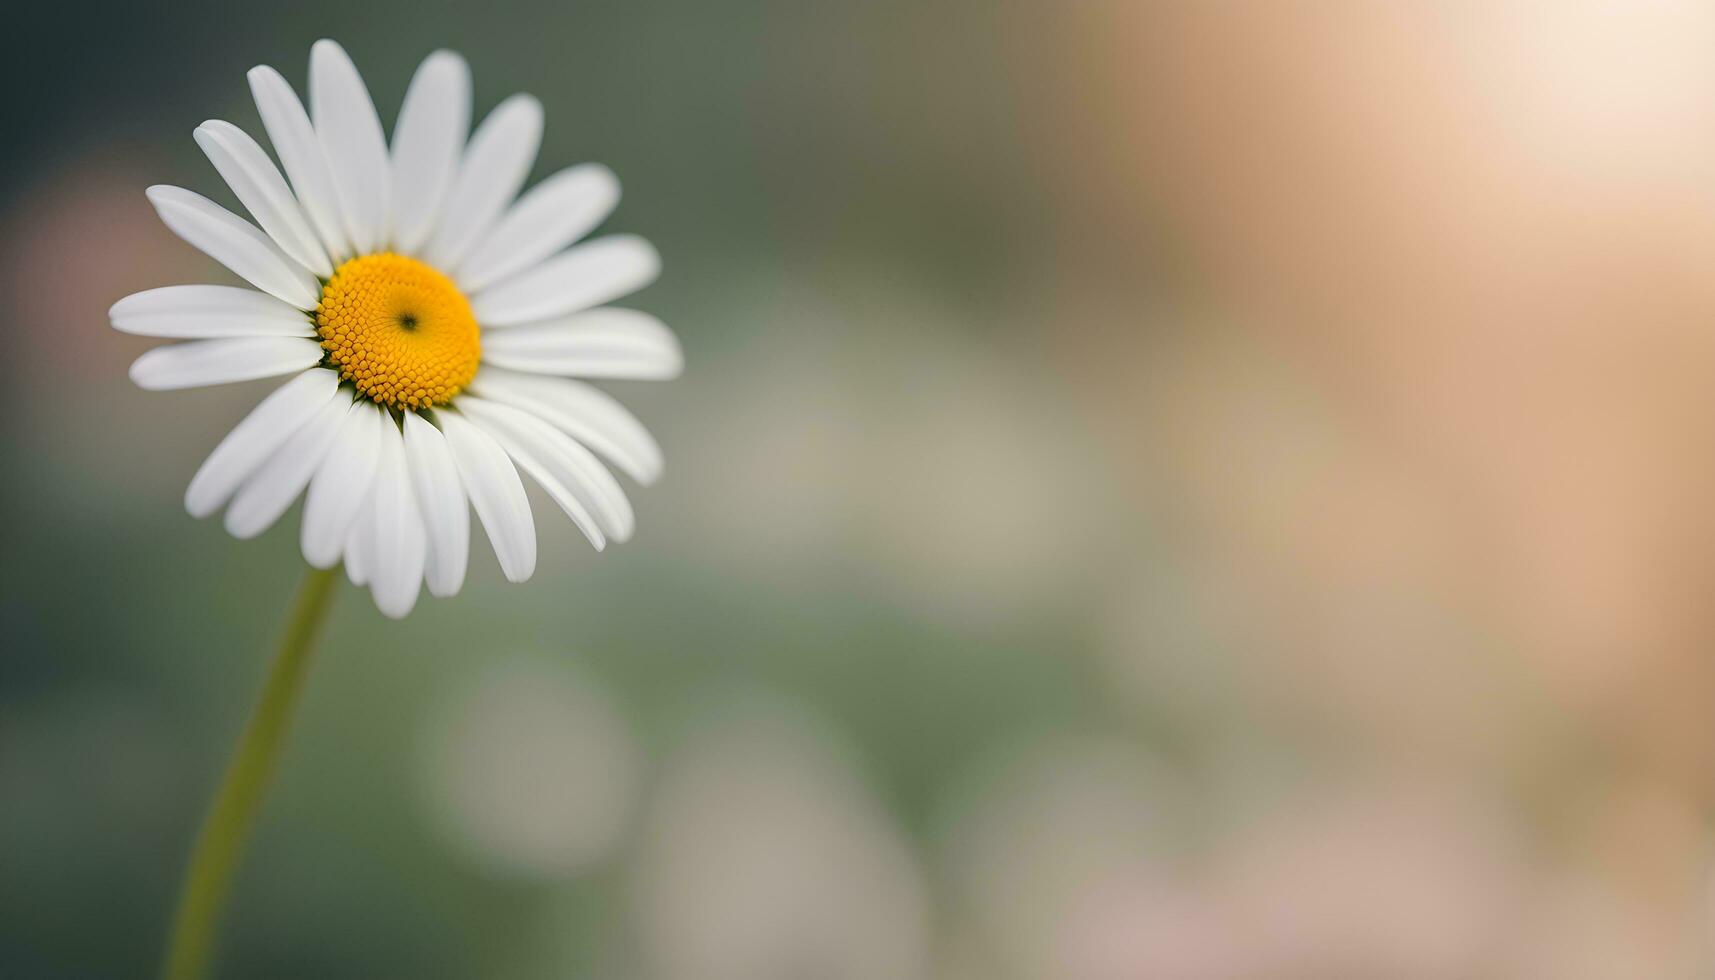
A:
113;40;681;618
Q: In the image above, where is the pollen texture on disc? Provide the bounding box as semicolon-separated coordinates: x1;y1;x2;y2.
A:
316;253;481;410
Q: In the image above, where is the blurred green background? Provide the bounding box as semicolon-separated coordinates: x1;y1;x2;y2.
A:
10;2;1715;977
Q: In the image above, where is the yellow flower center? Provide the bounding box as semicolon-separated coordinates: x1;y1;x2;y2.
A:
315;253;480;410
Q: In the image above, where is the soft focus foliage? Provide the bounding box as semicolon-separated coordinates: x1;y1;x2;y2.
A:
7;1;1715;977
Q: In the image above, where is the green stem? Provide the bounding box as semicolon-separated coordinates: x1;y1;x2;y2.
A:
162;565;340;980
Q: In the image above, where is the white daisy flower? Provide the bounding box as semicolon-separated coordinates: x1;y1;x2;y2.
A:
112;40;681;619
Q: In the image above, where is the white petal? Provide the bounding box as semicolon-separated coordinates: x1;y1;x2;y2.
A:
249;65;350;261
195;120;333;277
477;307;682;380
111;285;313;339
424;94;543;270
301;401;384;569
456;163;620;293
344;484;376;586
146;186;321;308
369;423;427;618
402;411;469;598
223;393;349;538
437;410;536;582
390;50;471;256
129;337;325;391
461;396;629;545
467;366;662;484
310;39;391;255
470;235;659;327
182;369;341;519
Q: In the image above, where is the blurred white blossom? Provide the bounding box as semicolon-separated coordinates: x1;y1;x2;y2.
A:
631;691;930;980
416;656;642;878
